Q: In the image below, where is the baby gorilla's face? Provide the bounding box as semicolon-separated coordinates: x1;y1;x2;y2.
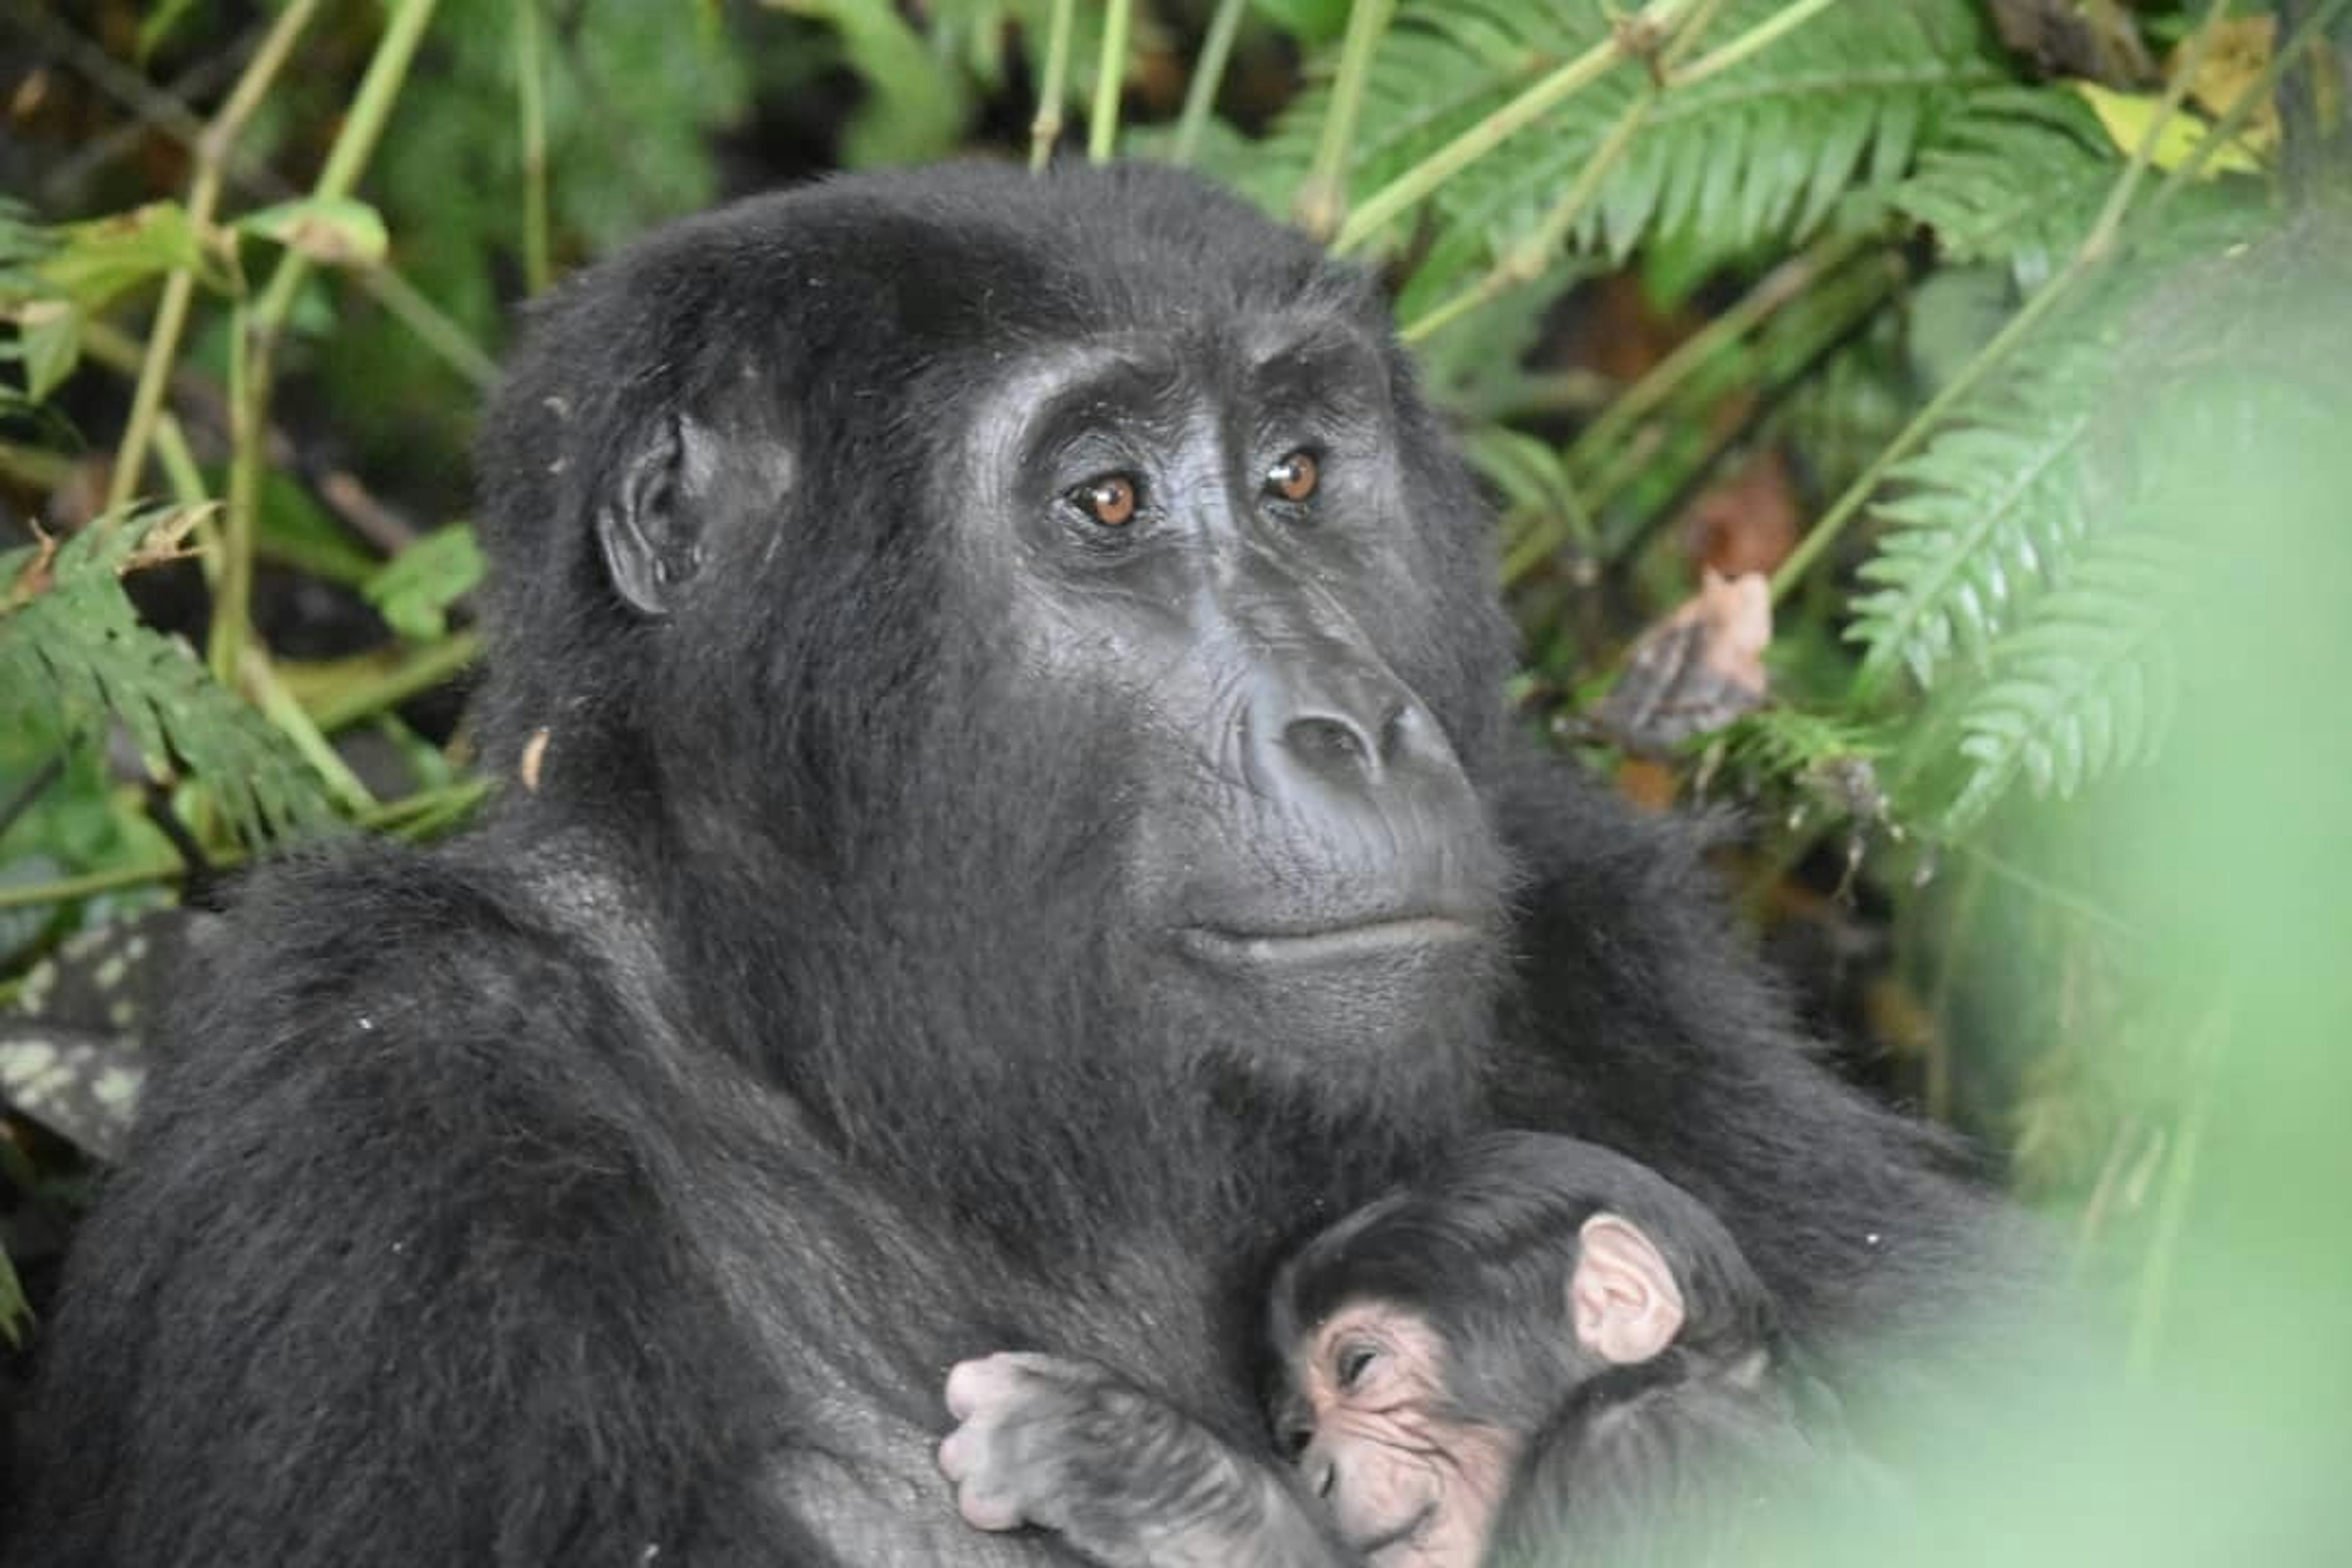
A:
1278;1303;1516;1568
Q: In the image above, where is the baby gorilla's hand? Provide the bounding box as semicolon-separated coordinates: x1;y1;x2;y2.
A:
941;1352;1351;1567
939;1351;1133;1534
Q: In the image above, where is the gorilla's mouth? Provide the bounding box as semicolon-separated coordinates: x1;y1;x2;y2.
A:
1176;916;1481;968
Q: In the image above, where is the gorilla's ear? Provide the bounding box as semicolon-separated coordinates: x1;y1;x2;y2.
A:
597;414;726;618
1569;1213;1686;1365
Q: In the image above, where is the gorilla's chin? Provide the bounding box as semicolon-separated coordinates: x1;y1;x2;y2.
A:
1159;916;1500;1106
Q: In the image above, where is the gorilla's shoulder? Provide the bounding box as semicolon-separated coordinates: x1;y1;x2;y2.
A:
148;827;622;1106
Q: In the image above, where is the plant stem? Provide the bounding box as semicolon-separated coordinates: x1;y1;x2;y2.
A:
1570;227;1872;476
249;0;439;338
105;0;320;519
1333;0;1690;257
1172;0;1248;168
1298;0;1397;242
1774;0;2233;608
1403;93;1654;344
0;778;494;913
2152;0;2350;207
1087;0;1133;163
515;0;551;295
309;631;484;734
213;0;437;695
24;7;494;390
2127;1005;2226;1382
1665;0;1844;91
1031;0;1076;171
246;649;379;813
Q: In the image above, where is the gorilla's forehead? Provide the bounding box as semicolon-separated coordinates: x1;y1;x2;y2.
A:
963;316;1392;437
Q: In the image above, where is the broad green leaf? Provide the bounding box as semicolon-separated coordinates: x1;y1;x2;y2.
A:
37;203;215;309
235;197;391;270
364;524;486;643
16;300;78;401
2072;82;2260;176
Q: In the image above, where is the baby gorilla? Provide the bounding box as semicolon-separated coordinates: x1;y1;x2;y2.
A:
940;1131;1818;1566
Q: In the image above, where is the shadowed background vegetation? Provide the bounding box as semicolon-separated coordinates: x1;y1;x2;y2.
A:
2;1;2348;1553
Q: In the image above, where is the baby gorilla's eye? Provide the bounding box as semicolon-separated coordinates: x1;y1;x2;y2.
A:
1335;1343;1378;1390
1265;449;1319;504
1071;473;1140;527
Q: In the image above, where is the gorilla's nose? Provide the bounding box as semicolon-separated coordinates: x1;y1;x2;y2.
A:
1246;663;1461;809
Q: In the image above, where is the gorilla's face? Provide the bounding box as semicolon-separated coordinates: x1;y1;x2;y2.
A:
519;165;1514;1096
954;317;1510;1078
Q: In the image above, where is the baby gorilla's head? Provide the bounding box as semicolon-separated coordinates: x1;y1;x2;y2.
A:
1267;1132;1777;1567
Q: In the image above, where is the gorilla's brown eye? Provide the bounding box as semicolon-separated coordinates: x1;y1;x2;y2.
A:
1267;450;1319;503
1073;473;1139;527
1335;1343;1376;1390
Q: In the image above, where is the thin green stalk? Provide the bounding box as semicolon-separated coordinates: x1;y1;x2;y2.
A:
1030;0;1076;171
2127;1006;2227;1382
0;778;495;913
2152;0;2350;208
1087;0;1134;163
515;0;551;296
26;7;493;390
1656;0;1737;70
1774;0;2233;607
1403;94;1654;344
216;0;437;693
1665;0;1844;91
1569;227;1872;475
251;0;439;336
1171;0;1248;167
1297;0;1398;241
246;650;379;814
1333;0;1691;257
0;440;75;491
1583;244;1896;553
210;301;260;687
310;630;485;734
105;0;320;518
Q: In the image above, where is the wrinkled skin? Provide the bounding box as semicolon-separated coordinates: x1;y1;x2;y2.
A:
8;167;2021;1567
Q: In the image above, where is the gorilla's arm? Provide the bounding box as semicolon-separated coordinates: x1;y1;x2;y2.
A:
9;848;805;1568
1491;757;2041;1359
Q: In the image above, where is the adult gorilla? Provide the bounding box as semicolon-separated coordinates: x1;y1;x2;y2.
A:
13;165;2010;1565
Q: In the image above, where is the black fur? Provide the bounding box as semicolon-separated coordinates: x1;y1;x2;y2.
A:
9;164;2016;1566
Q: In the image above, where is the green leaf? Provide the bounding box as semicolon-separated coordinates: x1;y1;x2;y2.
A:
236;197;390;270
36;203;215;311
1216;1;2001;282
0;507;341;848
363;525;486;643
777;0;973;166
17;300;78;402
1942;535;2188;834
1251;0;1351;46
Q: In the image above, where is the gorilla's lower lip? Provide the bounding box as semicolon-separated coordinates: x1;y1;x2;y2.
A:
1177;917;1479;966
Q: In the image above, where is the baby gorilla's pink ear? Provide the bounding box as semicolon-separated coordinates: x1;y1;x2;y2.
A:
1569;1213;1686;1364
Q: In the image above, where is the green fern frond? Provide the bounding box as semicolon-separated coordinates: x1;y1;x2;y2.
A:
1;510;340;847
1221;0;1998;276
1714;704;1885;778
1941;534;2188;835
1846;401;2094;701
1882;86;2119;273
